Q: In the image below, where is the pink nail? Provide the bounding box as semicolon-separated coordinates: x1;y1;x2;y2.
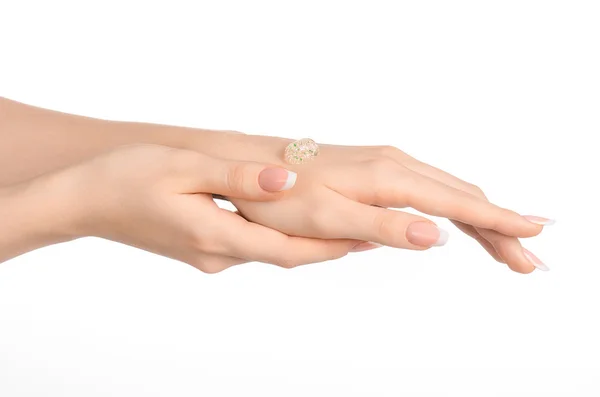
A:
350;242;383;252
523;215;556;226
258;168;297;192
406;222;449;247
522;248;550;271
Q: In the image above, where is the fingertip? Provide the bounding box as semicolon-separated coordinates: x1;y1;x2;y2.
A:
506;248;548;274
513;265;536;275
522;248;550;272
505;255;536;274
504;215;544;238
521;222;544;238
520;216;554;238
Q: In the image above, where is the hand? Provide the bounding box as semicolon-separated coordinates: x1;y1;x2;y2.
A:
0;99;550;273
192;134;551;273
58;144;372;272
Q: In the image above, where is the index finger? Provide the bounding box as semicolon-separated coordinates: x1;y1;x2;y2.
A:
400;171;542;238
331;163;542;238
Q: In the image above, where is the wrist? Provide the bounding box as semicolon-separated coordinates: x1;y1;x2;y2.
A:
22;170;84;240
0;171;83;262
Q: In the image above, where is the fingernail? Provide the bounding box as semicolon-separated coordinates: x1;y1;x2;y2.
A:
523;215;556;226
350;242;383;252
522;248;550;271
406;222;449;247
258;168;297;192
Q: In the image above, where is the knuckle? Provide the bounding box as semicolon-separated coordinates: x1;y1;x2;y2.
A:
399;167;419;185
466;183;486;198
483;215;502;233
367;157;397;175
194;257;226;274
226;163;247;194
372;212;397;245
189;228;222;256
326;245;349;262
275;257;301;269
312;242;350;264
487;207;518;230
395;171;419;206
377;145;397;156
375;145;406;158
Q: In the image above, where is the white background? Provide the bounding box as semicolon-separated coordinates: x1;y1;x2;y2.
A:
0;1;598;396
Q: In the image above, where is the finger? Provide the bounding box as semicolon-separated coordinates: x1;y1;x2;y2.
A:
329;162;541;238
191;253;248;274
231;208;382;254
370;153;505;262
392;155;489;199
382;153;548;274
402;165;540;272
382;167;542;238
475;228;538;274
391;154;554;228
385;155;539;272
174;151;297;199
387;152;553;239
386;155;533;271
317;198;449;250
395;157;506;261
476;228;549;273
212;209;360;268
349;241;384;252
452;220;504;263
407;172;542;237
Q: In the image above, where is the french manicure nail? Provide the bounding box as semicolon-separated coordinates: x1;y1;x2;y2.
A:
258;168;297;192
350;242;383;252
406;222;449;247
523;215;556;226
522;248;550;271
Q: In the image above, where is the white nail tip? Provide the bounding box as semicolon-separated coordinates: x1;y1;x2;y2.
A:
524;216;556;226
523;251;550;271
433;228;449;247
280;171;297;191
531;219;556;226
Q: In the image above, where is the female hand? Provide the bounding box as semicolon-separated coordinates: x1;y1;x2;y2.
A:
192;134;551;273
0;99;550;272
52;144;371;272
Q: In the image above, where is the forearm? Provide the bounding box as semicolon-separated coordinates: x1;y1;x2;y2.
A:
0;171;81;263
0;97;276;186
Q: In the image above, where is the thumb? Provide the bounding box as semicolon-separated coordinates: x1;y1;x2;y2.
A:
185;156;297;200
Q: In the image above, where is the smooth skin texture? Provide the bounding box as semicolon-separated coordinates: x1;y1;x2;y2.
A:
0;98;551;273
213;137;549;273
0;145;367;271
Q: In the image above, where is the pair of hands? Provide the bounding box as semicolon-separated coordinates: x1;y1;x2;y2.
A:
53;134;550;274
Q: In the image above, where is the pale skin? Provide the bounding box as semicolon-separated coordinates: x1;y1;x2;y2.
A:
0;98;552;273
